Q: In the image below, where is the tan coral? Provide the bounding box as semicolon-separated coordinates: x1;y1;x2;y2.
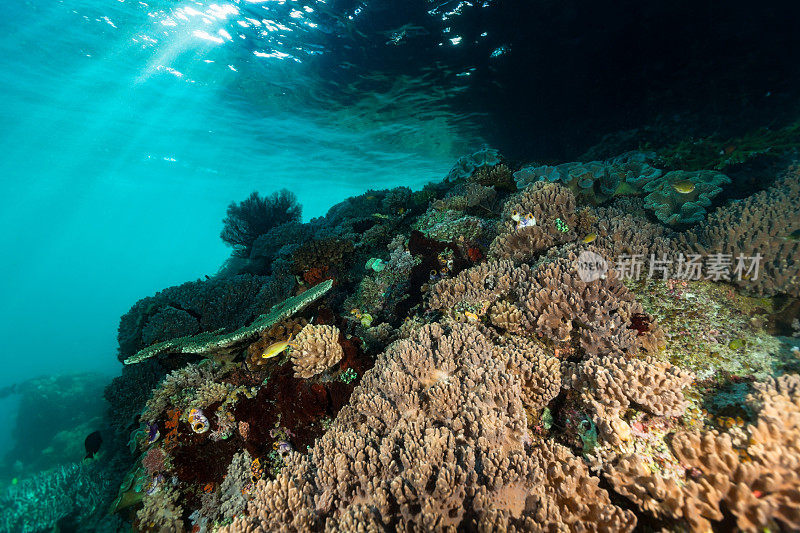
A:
570;354;693;445
428;259;518;311
489;182;578;262
679;169;800;297
290;324;344;379
246;318;308;369
488;300;523;333
496;335;561;412
222;324;635;532
602;374;800;532
514;250;664;357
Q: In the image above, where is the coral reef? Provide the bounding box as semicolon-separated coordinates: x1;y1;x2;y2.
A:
679;168;800;297
95;150;800;532
446;147;501;180
513;250;664;357
223;324;636;532
513;153;730;226
488;182;578;261
117;274;290;361
0;461;116;532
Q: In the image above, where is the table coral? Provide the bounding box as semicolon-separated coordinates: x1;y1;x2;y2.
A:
123;279;333;365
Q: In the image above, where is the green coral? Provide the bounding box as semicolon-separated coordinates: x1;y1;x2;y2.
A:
339;368;358;384
513;155;662;204
124;279;333;365
641;170;730;226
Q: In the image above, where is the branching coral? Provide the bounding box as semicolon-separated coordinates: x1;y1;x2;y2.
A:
135;485;184;532
514;250;664;357
291;324;344;379
469;163;516;192
223;324;635;532
219;450;254;520
489;182;578;261
593;206;675;258
679;169;800;297
428;259;517;312
141;361;220;423
569;354;694;445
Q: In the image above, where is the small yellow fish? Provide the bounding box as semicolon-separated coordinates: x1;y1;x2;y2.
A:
511;209;521;222
582;233;597;244
365;195;376;200
372;213;389;219
464;311;479;322
672;180;696;194
261;336;298;359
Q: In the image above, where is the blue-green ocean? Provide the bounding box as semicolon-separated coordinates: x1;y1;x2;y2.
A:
2;0;799;531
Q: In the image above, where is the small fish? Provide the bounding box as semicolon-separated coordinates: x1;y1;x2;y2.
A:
464;311;479;322
516;213;537;229
429;269;439;280
261;335;298;359
365;195;376;200
671;180;696;194
372;213;389;219
582;233;597;244
510;209;522;222
147;422;160;444
440;267;449;275
84;430;102;460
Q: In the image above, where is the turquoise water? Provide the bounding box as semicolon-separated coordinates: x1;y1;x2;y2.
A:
0;0;476;388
